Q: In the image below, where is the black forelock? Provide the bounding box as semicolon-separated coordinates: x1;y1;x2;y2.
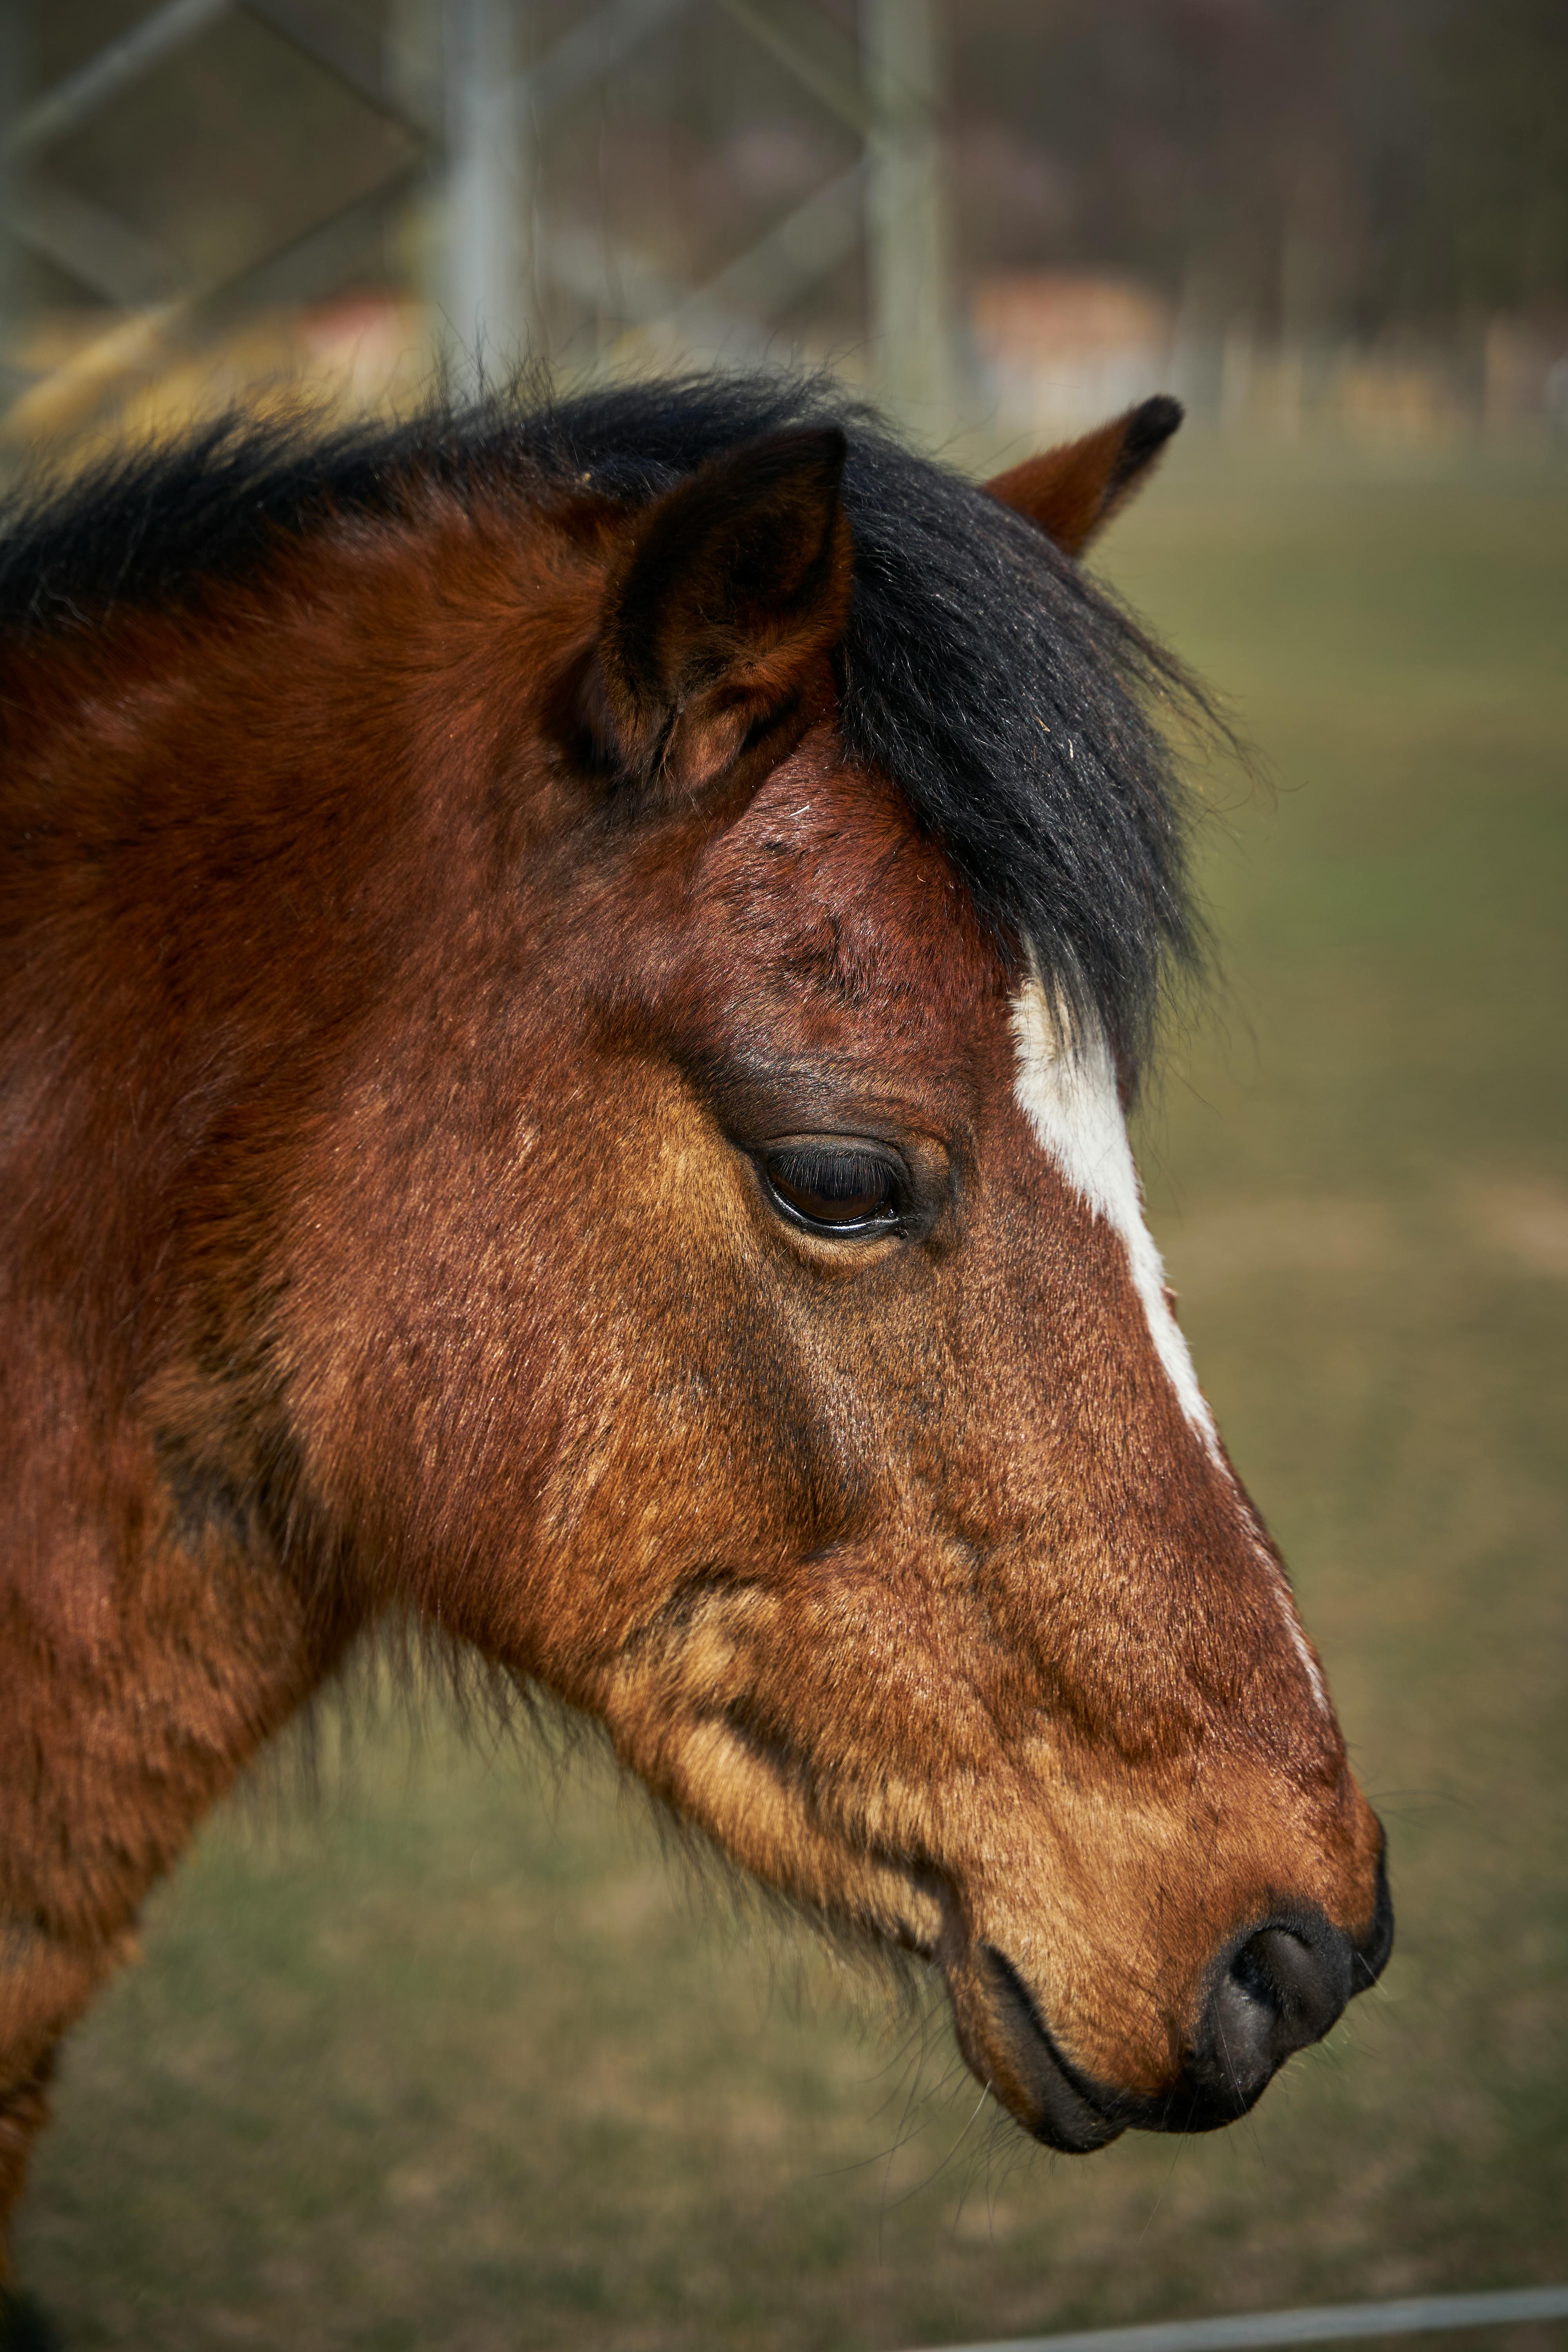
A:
0;370;1207;1065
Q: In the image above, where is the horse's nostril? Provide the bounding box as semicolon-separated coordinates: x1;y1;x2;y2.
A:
1196;1918;1355;2118
1233;1923;1352;2047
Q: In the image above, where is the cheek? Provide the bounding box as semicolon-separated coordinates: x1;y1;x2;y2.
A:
520;1071;879;1625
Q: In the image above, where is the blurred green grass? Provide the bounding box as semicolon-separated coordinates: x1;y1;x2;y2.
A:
15;441;1568;2350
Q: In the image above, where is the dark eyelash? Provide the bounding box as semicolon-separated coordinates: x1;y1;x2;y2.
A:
769;1148;891;1201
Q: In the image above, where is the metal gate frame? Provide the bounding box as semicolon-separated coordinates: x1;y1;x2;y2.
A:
0;0;955;442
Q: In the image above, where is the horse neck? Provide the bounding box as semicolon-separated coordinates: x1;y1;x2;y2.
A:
0;541;513;1400
7;526;510;1073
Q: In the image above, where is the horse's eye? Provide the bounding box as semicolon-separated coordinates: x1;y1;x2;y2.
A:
762;1146;902;1233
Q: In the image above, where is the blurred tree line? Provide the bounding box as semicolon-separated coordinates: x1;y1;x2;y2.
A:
951;0;1568;335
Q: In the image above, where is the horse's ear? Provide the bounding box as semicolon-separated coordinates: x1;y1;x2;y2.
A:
595;426;853;797
986;395;1182;557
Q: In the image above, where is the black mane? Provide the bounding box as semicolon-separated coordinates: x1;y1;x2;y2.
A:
0;373;1205;1062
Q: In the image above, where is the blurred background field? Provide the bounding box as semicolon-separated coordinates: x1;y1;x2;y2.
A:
2;0;1566;2345
13;438;1568;2349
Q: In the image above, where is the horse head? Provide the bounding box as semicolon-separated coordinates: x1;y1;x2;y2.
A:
258;391;1389;2148
0;382;1389;2217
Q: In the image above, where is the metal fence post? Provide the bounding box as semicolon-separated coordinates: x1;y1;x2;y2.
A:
444;0;538;381
860;0;955;433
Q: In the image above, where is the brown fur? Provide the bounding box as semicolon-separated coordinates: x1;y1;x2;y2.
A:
988;396;1184;555
0;422;1383;2267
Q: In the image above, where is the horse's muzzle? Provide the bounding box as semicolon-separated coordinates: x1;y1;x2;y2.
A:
964;1851;1394;2152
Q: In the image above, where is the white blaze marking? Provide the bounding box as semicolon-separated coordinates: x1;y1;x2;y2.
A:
1010;977;1216;1449
1009;975;1330;1713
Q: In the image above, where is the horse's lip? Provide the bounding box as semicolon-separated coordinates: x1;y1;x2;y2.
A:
968;1854;1393;2151
1352;1844;1395;1991
964;1945;1126;2152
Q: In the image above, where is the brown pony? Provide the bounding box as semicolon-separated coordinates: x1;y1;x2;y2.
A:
0;374;1390;2275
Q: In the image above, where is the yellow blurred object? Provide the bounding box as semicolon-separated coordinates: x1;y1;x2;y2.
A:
2;298;436;466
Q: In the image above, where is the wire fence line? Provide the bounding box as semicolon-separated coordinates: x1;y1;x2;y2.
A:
905;2284;1568;2352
